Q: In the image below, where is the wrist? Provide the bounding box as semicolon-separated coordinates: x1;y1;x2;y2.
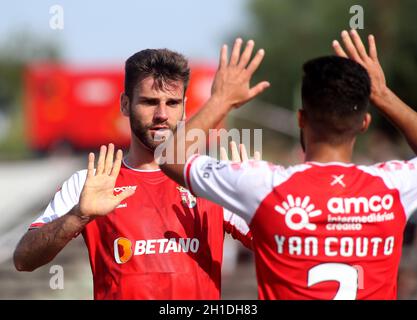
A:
371;86;392;107
70;205;93;224
209;94;234;112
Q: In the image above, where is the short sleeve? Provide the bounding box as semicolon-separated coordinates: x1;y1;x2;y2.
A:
359;157;417;220
29;170;87;229
184;155;276;224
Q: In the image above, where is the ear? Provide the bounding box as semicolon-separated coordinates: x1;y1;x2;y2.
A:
360;112;372;133
297;109;306;129
120;92;130;117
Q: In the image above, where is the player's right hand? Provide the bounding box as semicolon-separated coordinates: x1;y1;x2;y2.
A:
332;29;388;104
77;143;135;219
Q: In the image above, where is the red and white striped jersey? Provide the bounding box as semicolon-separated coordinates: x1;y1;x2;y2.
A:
30;161;252;300
185;155;417;300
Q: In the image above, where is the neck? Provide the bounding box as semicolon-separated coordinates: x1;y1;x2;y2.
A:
125;134;160;170
304;140;355;163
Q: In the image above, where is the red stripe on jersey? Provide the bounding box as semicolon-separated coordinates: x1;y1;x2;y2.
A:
28;222;45;229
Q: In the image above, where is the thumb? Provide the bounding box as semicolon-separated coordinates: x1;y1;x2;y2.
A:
249;81;270;100
115;188;136;204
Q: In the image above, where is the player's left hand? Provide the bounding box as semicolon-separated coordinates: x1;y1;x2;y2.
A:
332;29;388;104
211;38;270;109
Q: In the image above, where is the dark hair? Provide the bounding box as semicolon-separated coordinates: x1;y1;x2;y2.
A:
124;49;190;100
301;56;371;144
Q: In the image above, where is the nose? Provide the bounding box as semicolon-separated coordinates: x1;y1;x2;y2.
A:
153;103;169;123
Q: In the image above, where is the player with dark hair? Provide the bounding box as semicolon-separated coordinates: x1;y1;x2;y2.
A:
13;48;252;300
157;32;417;299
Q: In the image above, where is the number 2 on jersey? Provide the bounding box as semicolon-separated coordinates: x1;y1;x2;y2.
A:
307;263;359;300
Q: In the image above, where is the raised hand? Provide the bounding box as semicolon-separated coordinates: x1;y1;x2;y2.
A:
333;29;417;155
211;38;270;109
220;141;261;162
78;144;135;219
332;29;388;103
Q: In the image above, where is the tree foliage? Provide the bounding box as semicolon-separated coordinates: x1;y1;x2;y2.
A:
243;0;417;140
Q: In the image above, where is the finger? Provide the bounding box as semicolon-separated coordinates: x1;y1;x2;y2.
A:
104;143;114;175
115;188;135;204
239;144;249;161
249;81;270;100
238;39;255;68
219;44;228;69
246;49;265;76
230;141;241;162
96;145;107;175
220;147;228;161
229;38;243;66
254;151;261;161
350;29;369;61
332;40;348;58
87;152;95;178
368;34;378;60
110;149;123;177
341;30;362;63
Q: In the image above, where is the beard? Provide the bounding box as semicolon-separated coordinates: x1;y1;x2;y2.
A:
129;110;177;151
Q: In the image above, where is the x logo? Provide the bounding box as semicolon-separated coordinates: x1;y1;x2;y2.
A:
331;174;346;188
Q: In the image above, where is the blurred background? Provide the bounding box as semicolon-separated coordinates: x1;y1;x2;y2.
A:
0;0;416;299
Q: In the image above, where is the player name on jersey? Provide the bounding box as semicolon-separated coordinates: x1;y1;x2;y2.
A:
274;235;395;258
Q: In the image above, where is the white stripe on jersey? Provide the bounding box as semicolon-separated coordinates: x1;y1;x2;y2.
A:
358;158;417;221
185;156;417;224
185;156;311;224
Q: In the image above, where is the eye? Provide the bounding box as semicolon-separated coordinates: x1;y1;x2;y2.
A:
167;100;181;107
143;99;158;106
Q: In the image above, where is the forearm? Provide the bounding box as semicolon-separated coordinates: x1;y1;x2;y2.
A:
160;39;268;184
373;88;417;154
161;95;231;185
14;205;91;271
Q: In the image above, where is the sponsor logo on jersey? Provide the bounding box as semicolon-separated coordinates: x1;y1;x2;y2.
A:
114;185;137;193
114;237;133;264
275;195;322;231
327;194;394;214
113;186;136;209
276;194;395;232
113;237;200;264
177;186;197;208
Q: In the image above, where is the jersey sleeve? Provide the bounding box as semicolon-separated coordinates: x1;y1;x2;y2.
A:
223;208;253;250
184;154;276;224
361;157;417;220
29;170;87;229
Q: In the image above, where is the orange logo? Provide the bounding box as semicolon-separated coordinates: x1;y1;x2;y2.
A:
114;237;133;264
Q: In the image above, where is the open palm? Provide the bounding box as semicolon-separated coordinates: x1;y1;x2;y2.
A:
79;144;135;218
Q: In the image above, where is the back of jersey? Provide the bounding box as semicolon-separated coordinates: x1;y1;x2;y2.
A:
251;162;413;299
186;155;417;299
